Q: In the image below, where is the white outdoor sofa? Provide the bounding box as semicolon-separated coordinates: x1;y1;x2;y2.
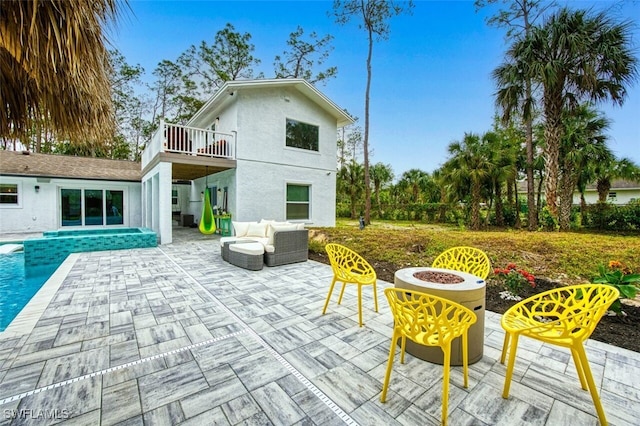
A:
220;220;309;268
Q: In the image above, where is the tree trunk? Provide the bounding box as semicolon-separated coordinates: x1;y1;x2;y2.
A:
471;182;481;230
525;107;537;230
580;192;588;226
543;95;562;220
495;182;504;227
514;180;521;229
362;27;373;225
597;179;611;204
536;169;544;220
558;166;575;231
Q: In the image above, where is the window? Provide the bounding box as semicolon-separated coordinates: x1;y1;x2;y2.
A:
85;190;104;225
0;184;18;205
61;188;125;227
609;192;617;200
61;189;82;226
286;184;310;220
106;190;124;225
286;119;319;151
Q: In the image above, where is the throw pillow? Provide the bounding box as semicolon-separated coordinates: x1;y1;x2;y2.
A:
267;223;299;245
247;222;268;238
232;221;252;237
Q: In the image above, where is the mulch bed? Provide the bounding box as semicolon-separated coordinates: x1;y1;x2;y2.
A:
309;251;640;354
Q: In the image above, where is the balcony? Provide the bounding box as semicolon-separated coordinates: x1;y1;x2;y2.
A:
142;120;237;180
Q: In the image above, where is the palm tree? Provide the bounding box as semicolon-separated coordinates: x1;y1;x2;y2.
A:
486;0;551;231
557;104;611;230
483;130;518;227
496;8;637;223
397;169;430;204
594;158;640;204
443;133;493;230
1;0;123;146
337;160;365;219
369;162;394;218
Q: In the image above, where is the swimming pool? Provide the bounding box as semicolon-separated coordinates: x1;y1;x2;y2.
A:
24;227;157;266
0;252;60;331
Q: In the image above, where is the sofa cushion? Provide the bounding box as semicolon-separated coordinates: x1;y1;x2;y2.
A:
247;222;268;238
229;242;264;255
267;223;299;245
221;236;269;247
232;221;255;237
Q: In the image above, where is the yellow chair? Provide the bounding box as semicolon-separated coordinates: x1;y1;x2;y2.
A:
381;288;477;426
501;284;619;425
322;243;378;327
432;246;491;279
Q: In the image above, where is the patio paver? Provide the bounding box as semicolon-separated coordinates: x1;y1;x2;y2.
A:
0;228;638;425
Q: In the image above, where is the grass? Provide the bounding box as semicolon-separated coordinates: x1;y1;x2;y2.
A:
308;219;640;284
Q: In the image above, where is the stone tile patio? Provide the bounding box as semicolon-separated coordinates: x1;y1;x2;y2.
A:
0;228;639;425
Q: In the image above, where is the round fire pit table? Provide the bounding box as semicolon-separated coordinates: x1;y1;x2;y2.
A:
394;267;486;365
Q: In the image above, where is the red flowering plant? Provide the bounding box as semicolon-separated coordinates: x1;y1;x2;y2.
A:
493;263;536;300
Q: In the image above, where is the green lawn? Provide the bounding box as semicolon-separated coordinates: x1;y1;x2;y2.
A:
308;219;640;284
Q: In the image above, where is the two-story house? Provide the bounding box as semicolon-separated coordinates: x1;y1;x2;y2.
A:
141;78;353;244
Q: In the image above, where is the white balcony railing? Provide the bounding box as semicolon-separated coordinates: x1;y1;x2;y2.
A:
142;120;236;166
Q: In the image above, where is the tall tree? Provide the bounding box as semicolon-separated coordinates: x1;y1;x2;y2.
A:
274;26;337;85
483;129;518;227
337;119;363;168
397;169;429;204
594;157;640;204
338;160;366;219
369;162;394;217
557;104;611;230
443;133;494;230
179;23;261;97
499;8;637;223
482;0;553;230
332;0;414;225
110;49;146;158
1;0;122;146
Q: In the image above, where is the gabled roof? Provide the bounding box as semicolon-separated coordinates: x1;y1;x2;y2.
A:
188;78;354;128
0;150;141;182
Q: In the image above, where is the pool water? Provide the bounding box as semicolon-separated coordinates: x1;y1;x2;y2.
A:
0;252;60;331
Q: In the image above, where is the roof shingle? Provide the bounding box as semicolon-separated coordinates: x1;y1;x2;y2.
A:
0;151;141;182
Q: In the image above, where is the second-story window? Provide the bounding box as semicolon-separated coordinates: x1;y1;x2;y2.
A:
286;119;319;151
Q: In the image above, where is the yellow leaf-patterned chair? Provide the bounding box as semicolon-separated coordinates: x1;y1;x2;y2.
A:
432;246;491;279
381;288;477;426
322;243;378;327
501;284;619;426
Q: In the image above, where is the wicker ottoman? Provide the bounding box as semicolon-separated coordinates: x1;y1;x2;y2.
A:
227;242;264;270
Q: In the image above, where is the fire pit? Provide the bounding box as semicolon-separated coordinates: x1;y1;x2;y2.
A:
394;267;486;365
413;270;465;284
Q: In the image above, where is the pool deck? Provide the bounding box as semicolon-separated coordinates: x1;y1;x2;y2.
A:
0;227;638;425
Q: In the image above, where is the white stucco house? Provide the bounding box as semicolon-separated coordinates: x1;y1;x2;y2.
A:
1;79;353;244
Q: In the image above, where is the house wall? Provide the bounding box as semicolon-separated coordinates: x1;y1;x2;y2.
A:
141;162;172;244
0;175;141;234
235;87;337;172
230;87;337;225
189;169;237;222
235;162;336;225
573;189;640;205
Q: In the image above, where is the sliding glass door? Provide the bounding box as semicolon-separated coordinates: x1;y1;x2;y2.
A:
60;188;125;227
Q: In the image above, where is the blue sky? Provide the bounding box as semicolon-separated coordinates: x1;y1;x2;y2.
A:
111;0;639;178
